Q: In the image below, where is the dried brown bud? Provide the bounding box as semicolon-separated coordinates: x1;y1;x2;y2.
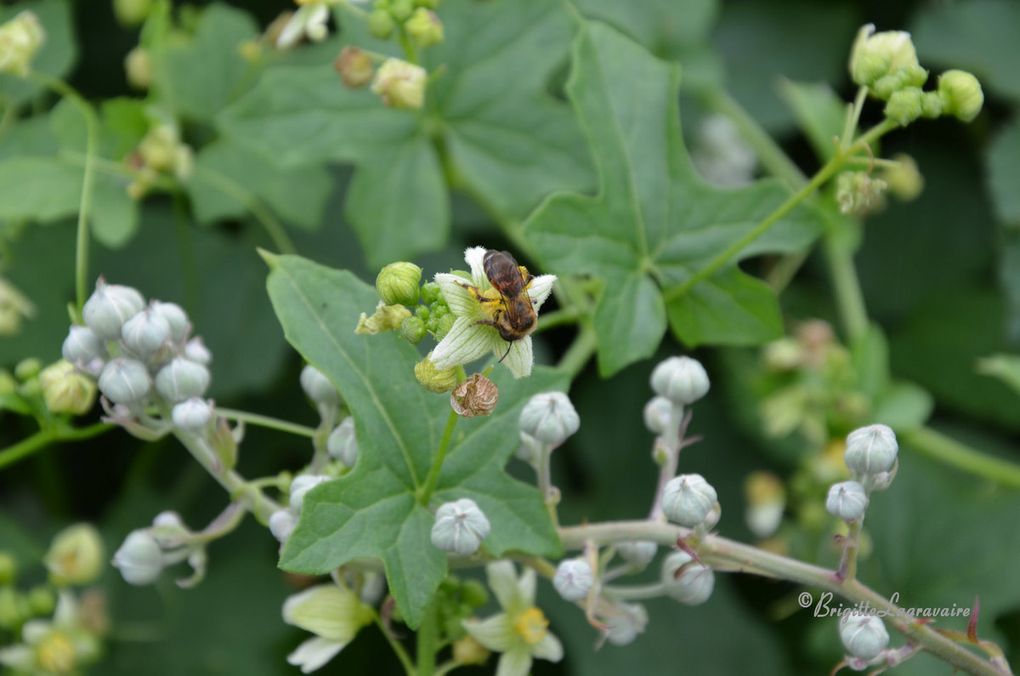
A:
335;46;375;88
450;373;498;417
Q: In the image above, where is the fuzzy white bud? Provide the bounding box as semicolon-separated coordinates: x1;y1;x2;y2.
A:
121;307;171;357
617;541;657;568
839;614;889;661
269;509;298;544
643;396;674;435
289;475;329;512
844;424;898;476
430;498;490;556
650;356;710;406
553;557;594;601
83;280;145;339
327;417;358;467
98;358;151;404
300;364;339;407
113;529;164;585
661;551;714;605
519;391;580;446
155;358;210;402
183;337;211;365
604;603;648;646
172;398;213;431
61;325;107;372
661;473;718;528
825;481;869;521
151;301;189;342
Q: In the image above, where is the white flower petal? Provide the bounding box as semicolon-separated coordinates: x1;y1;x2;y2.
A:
462;614;515;653
287;637;346;673
0;645;33;670
495;648;533;676
22;620;50;644
276;7;309;48
532;632;564;662
518;567;537;608
282;585;361;641
435;273;482;318
464;246;490;288
431;317;501;370
486;561;521;612
499;336;533;379
527;274;557;312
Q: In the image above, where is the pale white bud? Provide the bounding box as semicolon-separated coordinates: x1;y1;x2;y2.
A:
519;391;580;446
844;424;898;476
430;498;490;556
121;307;171;357
113;529;164;585
150;511;188;549
269;509;298;543
151;301;189;342
300;364;339;407
155;357;210;402
604;603;648;646
61;326;106;370
183;337;211;364
825;481;869;521
617;541;657;568
83;280;145;339
661;474;718;528
327;417;358;467
643;396;674;435
650;356;710;406
289;475;329;512
839;613;889;661
661;551;714;605
98;357;151;404
172;398;213;431
553;557;593;601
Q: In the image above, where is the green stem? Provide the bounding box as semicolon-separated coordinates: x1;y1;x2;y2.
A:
602;581;667;601
557;324;596;378
373;612;415;676
398;27;419;65
215;407;316;438
560;520;1005;676
823;225;869;342
416;602;439;676
0;423;112;471
903;426;1020;490
30;73;99;316
532;307;581;333
193;166;297;255
418;409;459;505
842;518;864;581
841;86;869;150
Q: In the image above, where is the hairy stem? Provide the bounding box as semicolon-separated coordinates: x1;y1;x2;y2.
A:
416;602;439;676
560;521;1004;676
419;409;459;505
215;407;317;438
536;441;560;528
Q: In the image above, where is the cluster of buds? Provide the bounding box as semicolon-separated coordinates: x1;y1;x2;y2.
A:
62;279;224;448
848;24;983;126
367;0;443;48
126;120;194;199
0;11;45;77
112;511;210;588
0;526;108;675
0;355;97;418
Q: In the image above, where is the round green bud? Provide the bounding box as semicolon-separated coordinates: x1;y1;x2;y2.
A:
0;587;22;629
45;523;105;586
920;91;943;119
414;355;458;393
368;9;395;39
434;313;455;341
389;0;414;20
430;303;449;320
14;357;41;381
376;262;422;306
0;552;16;584
420;281;441;305
461;579;488;608
415;305;430;321
414;0;440;7
40;360;97;416
400;316;427;343
27;585;56;615
883;87;922;126
113;0;153;26
938;69;984;122
371;58;427;110
882;153;924;201
848;24;927;98
406;8;443;48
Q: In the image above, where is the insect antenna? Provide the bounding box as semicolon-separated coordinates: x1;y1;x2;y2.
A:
498;341;513;363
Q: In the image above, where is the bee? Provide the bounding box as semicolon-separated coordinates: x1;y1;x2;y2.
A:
472;250;537;358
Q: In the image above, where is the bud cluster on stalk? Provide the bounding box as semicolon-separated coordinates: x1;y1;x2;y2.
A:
62;279;219;444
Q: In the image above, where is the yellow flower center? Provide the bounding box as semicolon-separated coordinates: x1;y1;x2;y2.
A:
36;630;75;673
513;607;549;646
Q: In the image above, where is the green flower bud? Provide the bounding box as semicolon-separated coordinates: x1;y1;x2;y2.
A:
45;524;104;586
98;358;150;405
371;58;427;110
920;91;943;118
125;46;151;90
452;636;489;666
848;24;927;98
282;584;374;648
155;358;210;402
420;281;441;304
400;316;427;344
121;307;171;357
415;304;431;321
355;302;412;335
389;0;414;20
14;357;41;381
883;87;922;126
376;262;422;306
0;587;22;629
113;0;153;26
882;154;923;201
434;312;455;340
40;360;96;415
938;69;984;122
83;279;145;340
0;11;46;77
836;171;887;216
414;354;458;393
367;8;395;39
27;585;55;615
406;8;443;47
300;364;340;407
460;579;488;608
0;551;16;585
335;46;375;89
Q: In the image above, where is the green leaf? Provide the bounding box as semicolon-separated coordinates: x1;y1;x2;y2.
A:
912;0;1020;104
986;122;1020;226
266;255;564;626
151;3;259;122
189;139;333;230
219;0;592;266
871;381;933;430
778;80;846;162
978;354;1020;396
0;0;77;106
526;22;825;375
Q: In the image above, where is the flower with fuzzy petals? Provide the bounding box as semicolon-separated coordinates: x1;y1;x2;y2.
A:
432;247;556;378
462;561;563;676
276;0;338;49
282;584;373;673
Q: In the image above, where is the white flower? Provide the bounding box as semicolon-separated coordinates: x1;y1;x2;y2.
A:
462;562;563;676
283;584;373;673
0;591;98;673
432;247;556;378
276;1;336;49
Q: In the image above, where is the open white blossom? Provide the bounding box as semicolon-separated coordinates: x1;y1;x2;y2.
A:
282;584;373;673
432;247;556;378
276;1;336;49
